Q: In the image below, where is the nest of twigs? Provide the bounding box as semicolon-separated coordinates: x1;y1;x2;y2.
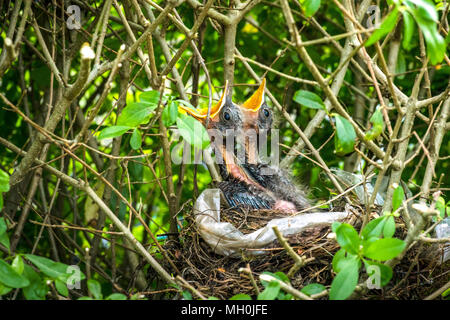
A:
148;201;449;300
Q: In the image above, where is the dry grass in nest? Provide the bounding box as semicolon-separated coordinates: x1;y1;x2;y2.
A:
147;203;449;300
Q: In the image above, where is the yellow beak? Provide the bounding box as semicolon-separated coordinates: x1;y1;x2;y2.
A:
178;81;229;120
241;78;266;112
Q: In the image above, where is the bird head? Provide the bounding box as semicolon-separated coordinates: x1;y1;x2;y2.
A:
240;79;273;132
239;79;273;164
178;81;248;181
177;81;242;134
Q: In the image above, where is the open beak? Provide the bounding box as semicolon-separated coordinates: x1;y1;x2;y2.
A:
178;81;229;123
240;79;266;164
241;78;266;113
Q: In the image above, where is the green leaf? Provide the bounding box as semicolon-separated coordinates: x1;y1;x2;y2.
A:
332;250;360;274
87;279;102;300
106;293;127;300
0;217;7;236
229;293;252;300
363;260;393;287
257;281;281;300
383;216;396;238
162;101;179;126
12;255;24;275
176;99;196;112
365;107;384;141
334;114;356;156
0;169;10;193
117;102;156;127
436;197;446;219
332;248;346;273
176;113;210;149
139;90;161;105
22;264;47;300
208;296;220;300
329;258;359;300
331;221;341;233
55;279;69;297
402;11;415;50
405;0;438;22
0;259;30;288
260;271;289;287
24;254;85;282
302;0;321;18
363;238;406;261
361;216;386;240
0;283;12;296
442;288;450;298
407;0;446;64
78;296;94;300
182;290;192;300
129;158;144;182
301;283;326;296
130;128;142;150
293;90;326;110
396;50;407;80
392;185;405;212
366;7;399;46
273;271;290;283
335;223;361;255
98;126;131;140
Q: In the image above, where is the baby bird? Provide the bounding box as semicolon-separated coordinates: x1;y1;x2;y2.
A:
180;80;312;213
178;82;275;210
238;79;311;213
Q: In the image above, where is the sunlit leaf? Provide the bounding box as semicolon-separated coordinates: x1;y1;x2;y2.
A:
176;114;210;149
130;128;142;150
293;90;326;110
229;293;252;300
139;90;161;105
335;223;360;255
361;216;386;240
363;238;406;261
402;11;415;50
87;279;102;300
392;185;405;212
365;107;384;141
302;0;321;17
0;259;30;288
98;126;131;140
257;281;280;300
334;114;356;156
383;216;396;238
301;283;326;296
329;258;359;300
366;7;399;46
55;279;69;297
117;102;156;127
0;169;10;193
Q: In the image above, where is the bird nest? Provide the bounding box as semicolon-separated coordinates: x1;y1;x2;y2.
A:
147;202;449;300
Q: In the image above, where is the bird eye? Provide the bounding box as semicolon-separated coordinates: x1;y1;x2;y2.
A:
224;111;231;121
263;109;270;117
